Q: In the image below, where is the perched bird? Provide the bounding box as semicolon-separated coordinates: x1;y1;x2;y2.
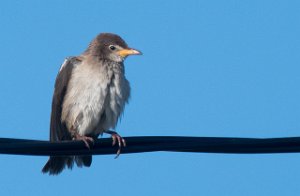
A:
42;33;141;175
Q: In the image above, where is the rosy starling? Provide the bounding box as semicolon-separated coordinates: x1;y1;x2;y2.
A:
42;33;141;175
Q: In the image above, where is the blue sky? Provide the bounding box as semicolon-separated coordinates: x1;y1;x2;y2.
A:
0;0;300;195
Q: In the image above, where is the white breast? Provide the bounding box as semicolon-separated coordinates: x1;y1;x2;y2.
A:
61;60;130;136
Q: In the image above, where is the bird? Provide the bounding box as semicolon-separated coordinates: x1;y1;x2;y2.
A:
42;33;141;175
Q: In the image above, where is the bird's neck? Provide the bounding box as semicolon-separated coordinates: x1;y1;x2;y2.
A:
81;54;125;74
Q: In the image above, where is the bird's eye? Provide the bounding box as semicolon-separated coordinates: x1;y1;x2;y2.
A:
109;45;116;50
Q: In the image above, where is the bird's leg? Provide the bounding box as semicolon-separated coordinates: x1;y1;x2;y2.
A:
104;130;126;158
72;132;94;149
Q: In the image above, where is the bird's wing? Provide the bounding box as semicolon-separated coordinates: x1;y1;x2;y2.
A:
49;57;80;142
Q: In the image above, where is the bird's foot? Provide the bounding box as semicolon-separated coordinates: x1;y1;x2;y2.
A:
72;133;94;149
104;130;126;158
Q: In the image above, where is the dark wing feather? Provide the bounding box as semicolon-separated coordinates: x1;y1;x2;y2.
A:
43;56;93;175
50;57;79;141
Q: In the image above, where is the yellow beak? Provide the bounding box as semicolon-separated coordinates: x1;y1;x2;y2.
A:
118;48;142;58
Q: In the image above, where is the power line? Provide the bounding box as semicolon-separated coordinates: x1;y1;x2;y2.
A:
1;136;300;156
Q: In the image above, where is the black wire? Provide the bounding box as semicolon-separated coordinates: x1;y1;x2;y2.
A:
1;136;300;156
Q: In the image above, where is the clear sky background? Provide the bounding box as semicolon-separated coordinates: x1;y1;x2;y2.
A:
0;0;299;195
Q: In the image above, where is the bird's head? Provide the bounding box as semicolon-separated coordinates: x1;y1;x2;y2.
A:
86;33;142;63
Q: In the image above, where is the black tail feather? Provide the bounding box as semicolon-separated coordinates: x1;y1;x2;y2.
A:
42;156;73;175
42;156;92;175
75;156;92;167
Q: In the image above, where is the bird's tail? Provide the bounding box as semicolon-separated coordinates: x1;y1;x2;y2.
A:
42;156;92;175
75;155;92;168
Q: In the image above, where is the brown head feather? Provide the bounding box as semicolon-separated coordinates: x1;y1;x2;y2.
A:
84;33;128;58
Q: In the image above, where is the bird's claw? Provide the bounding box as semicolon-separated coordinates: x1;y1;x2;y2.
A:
73;134;94;149
104;130;126;158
